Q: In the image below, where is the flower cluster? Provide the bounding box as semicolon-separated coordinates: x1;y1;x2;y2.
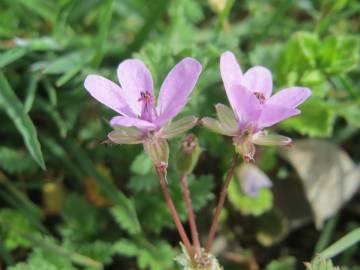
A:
84;51;310;164
84;51;311;267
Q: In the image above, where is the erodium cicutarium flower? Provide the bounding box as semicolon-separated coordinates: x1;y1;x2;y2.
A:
84;58;202;169
202;51;311;161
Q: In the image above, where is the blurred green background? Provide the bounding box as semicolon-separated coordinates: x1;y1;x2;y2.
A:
0;0;359;269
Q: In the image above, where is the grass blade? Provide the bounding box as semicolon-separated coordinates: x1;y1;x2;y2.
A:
320;227;360;259
92;0;114;66
0;47;27;68
0;72;45;170
24;72;40;113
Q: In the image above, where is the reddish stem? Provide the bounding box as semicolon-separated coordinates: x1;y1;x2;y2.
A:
156;168;193;258
205;153;239;253
180;173;201;257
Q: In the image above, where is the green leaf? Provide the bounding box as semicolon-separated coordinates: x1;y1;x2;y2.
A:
0;208;40;251
130;152;153;176
338;105;360;128
0;47;27;68
8;235;102;270
320;228;360;260
228;175;273;216
188;175;214;211
265;256;296;270
43;50;92;75
0;237;13;265
0;147;36;173
0;72;45;169
65;141;141;234
279;99;336;137
276;31;319;85
24;72;40;113
92;0;114;66
111;204;141;235
15;0;56;23
305;255;340;270
67;240;114;266
113;239;175;270
319;35;360;75
60;193;104;241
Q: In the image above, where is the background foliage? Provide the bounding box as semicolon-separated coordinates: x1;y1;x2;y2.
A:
0;0;359;269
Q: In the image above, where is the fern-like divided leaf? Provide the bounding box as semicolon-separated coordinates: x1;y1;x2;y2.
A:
304;255;340;270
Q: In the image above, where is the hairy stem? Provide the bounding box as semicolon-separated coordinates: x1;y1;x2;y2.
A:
180;173;201;257
155;168;194;259
205;153;239;253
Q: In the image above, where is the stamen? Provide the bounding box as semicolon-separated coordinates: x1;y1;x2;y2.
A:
254;92;266;104
138;91;153;103
138;91;156;122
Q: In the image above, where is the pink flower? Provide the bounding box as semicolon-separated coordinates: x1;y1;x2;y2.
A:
84;58;202;167
202;51;311;161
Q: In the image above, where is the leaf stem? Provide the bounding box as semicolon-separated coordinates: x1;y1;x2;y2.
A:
155;167;194;259
205;153;239;253
180;173;201;257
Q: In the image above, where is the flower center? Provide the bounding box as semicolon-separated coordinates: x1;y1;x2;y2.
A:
254;92;266;104
138;91;156;122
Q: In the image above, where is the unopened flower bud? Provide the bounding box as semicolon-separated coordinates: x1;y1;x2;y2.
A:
143;135;169;170
175;134;201;174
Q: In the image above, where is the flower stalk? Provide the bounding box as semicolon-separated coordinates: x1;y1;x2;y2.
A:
155;166;194;259
205;152;239;253
180;173;201;257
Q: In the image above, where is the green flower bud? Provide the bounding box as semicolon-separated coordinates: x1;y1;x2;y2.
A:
175;134;201;174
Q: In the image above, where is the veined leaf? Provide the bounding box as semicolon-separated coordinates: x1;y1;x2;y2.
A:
279;98;335;138
0;72;45;169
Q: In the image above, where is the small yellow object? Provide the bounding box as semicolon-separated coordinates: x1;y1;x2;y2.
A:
42;181;64;215
208;0;227;14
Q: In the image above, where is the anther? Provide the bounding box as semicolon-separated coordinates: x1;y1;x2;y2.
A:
254;92;266;104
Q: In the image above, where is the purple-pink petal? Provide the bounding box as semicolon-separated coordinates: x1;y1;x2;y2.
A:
258;104;300;129
84;75;136;117
242;66;273;99
220;51;243;111
229;84;262;127
117;59;154;115
155;57;202;126
110;116;156;129
267;87;311;108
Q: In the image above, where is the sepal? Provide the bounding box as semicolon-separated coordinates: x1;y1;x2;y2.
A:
215;103;237;132
252;131;291;146
159;116;198;139
108;126;144;144
143;136;169;169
